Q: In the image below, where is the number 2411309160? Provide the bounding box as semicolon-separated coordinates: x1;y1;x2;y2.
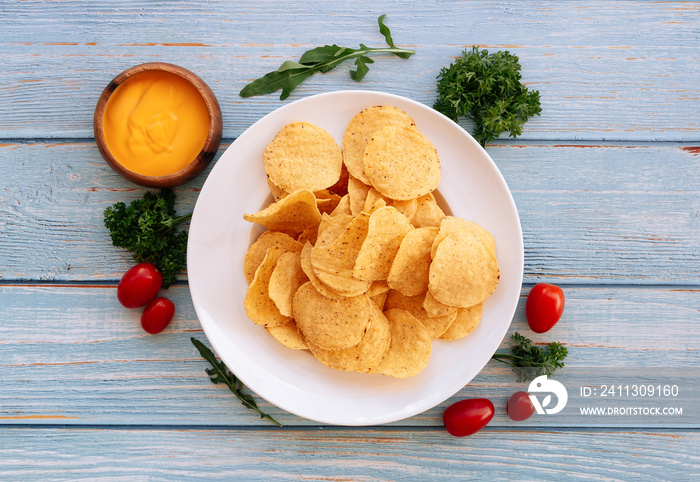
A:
595;385;680;397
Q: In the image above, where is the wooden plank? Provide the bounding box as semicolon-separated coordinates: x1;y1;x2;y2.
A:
0;1;698;140
0;284;696;427
0;142;697;284
0;427;697;480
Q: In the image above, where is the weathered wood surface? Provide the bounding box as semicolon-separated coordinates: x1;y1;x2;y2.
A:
1;428;698;481
1;142;697;283
0;2;698;141
1;0;699;479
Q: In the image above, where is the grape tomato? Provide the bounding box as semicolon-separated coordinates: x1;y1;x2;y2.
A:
141;297;175;334
442;398;494;437
506;391;535;421
117;263;163;309
526;283;565;333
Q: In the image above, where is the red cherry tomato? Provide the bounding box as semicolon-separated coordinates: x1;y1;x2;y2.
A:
117;263;163;309
140;297;175;334
526;283;565;333
506;391;535;421
443;398;495;437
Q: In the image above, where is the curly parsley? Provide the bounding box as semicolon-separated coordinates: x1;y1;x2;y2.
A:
433;46;541;147
103;189;191;287
491;332;568;382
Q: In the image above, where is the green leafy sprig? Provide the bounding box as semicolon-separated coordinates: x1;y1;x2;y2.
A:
240;14;414;100
191;338;282;427
434;46;541;147
491;332;568;382
103;189;191;287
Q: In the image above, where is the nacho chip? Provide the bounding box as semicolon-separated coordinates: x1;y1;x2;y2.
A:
264;122;342;193
440;303;483;340
429;232;500;308
364;126;440;200
307;301;391;373
353;206;413;281
422;290;457;318
293;282;373;350
244;247;292;327
383;289;424;317
415;306;458;339
267;176;288;201
330;194;352;217
391;198;418;221
244;231;303;284
372;309;431;378
311;212;372;296
268;250;309;317
342;105;416;184
266;320;308;350
243;189;321;238
411;193;446;228
431;216;496;258
348;176;371;216
299;242;344;300
387;226;438;296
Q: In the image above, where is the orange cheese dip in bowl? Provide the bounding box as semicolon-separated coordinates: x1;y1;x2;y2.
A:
94;63;222;187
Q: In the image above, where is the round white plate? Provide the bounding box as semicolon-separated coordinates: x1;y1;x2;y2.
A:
187;90;523;426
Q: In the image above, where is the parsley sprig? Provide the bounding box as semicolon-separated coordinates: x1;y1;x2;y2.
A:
492;332;568;382
239;14;414;100
191;338;282;427
434;46;541;147
103;189;191;287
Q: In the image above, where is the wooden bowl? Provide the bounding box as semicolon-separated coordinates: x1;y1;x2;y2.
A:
94;62;223;187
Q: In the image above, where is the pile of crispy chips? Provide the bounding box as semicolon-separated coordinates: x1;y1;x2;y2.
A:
243;106;499;378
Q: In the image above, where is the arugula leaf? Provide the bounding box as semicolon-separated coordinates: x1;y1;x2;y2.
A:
433;46;541;146
191;337;282;427
491;332;568;382
103;189;191;287
240;15;414;100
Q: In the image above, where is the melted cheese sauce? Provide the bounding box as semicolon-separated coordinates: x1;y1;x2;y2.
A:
103;70;210;176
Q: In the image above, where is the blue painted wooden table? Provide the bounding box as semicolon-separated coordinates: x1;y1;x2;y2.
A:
1;1;698;479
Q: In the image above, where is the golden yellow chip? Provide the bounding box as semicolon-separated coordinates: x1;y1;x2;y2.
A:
244;231;303;284
243;189;321;238
366;280;390;297
372;309;431;378
244;247;292;327
267;176;288;201
342;105;416;184
293;282;372;350
422;290;457;318
307;301;391;373
362;188;388;213
266;320;308;350
353;206;413;281
330;194;352;217
431;216;496;259
263;122;342;193
383;289;425;317
311;212;372;296
348;176;371;216
299;242;344;300
415;306;458;339
411;193;446;228
268;251;309;317
391;198;418;221
440;303;483;340
387;227;438;296
363;126;440;200
370;291;389;311
429;233;499;308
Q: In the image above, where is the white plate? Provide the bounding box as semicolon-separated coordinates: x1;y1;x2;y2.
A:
187;90;523;426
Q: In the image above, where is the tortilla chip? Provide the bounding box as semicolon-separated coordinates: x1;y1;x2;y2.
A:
244;231;303;284
243;189;321;238
387;227;438;296
372;309;431;378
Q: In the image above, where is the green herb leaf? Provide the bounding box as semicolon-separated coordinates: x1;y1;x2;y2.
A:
378;14;411;59
491;332;568;382
433;46;541;146
191;337;282;427
239;15;414;100
350;55;374;81
103;189;191;287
